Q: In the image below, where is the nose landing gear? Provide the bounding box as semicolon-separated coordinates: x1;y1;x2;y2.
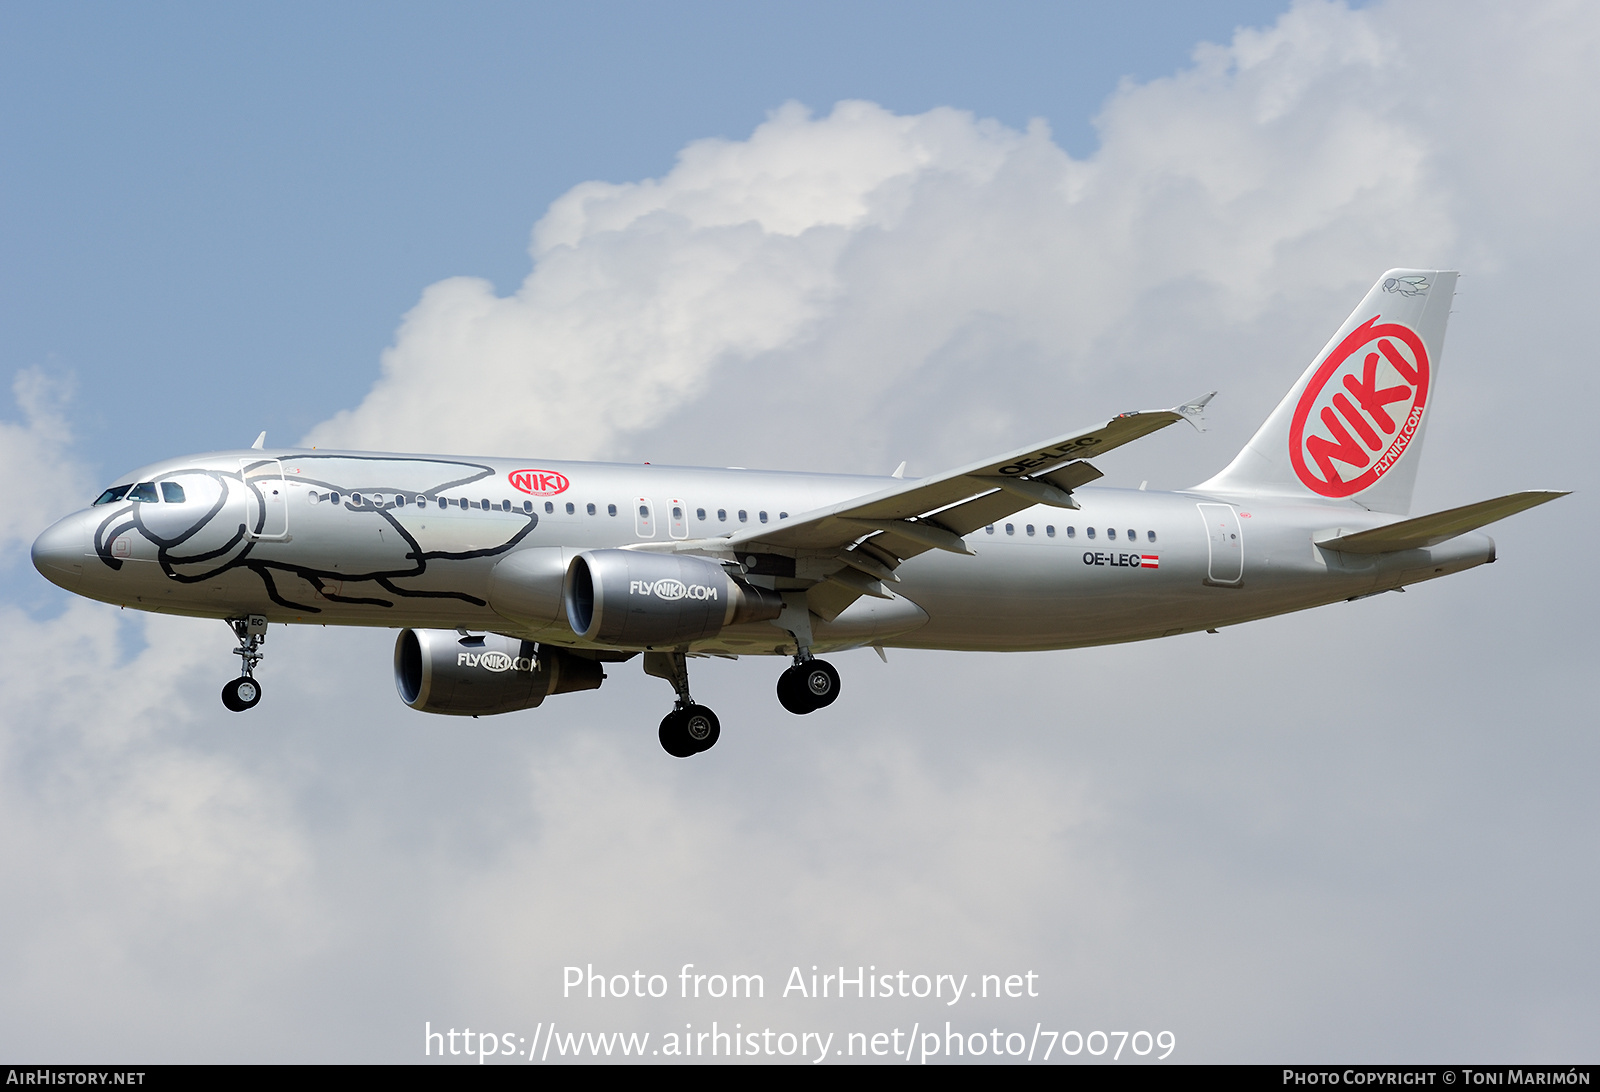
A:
776;655;840;715
222;615;267;712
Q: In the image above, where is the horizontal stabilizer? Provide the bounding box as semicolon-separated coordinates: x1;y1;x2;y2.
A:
1315;490;1568;554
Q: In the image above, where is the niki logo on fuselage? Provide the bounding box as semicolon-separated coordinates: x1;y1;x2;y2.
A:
1289;316;1429;498
509;469;570;497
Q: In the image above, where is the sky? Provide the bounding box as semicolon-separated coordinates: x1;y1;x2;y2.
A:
2;0;1597;1064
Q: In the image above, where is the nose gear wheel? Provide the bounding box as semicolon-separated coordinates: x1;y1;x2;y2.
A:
222;676;262;712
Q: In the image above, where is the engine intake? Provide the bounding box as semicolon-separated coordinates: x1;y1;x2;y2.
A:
565;550;783;646
394;629;603;716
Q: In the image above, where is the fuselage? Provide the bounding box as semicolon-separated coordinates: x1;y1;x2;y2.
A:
30;447;1496;657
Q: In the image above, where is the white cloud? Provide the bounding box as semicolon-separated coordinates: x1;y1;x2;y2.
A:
0;369;89;561
306;0;1456;471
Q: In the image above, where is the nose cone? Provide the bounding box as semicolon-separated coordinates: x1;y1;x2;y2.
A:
32;512;88;589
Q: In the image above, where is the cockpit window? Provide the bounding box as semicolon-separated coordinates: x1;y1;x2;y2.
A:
128;482;159;503
94;485;132;505
160;482;186;503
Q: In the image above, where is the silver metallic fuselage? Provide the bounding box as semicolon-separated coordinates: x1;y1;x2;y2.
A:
30;448;1495;656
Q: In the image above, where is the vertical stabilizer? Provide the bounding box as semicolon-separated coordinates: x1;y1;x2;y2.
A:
1195;270;1457;515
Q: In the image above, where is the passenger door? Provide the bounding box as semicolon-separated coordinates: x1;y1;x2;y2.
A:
241;458;290;541
1196;502;1243;586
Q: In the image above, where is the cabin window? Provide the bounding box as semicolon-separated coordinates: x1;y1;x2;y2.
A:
779;511;788;519
759;511;768;524
94;484;132;505
479;498;489;510
1086;527;1095;539
129;482;159;502
351;492;364;506
607;503;617;517
396;495;408;507
717;509;727;522
588;503;598;516
330;492;342;505
1147;530;1157;542
1107;527;1117;540
985;525;994;534
565;502;575;515
544;501;554;514
1065;526;1075;538
738;510;748;523
160;482;186;503
697;507;706;521
1046;525;1056;538
373;494;386;506
1127;529;1135;541
523;500;533;513
638;504;648;518
1005;523;1015;535
673;506;684;520
1026;524;1035;537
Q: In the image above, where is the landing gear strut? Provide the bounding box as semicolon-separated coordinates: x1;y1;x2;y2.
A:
222;614;267;712
644;650;720;758
776;652;840;715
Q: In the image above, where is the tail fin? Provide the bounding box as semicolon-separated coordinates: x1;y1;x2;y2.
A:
1196;269;1457;515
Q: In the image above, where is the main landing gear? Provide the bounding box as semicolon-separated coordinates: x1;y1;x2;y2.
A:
644;651;721;758
222;614;267;712
776;654;840;715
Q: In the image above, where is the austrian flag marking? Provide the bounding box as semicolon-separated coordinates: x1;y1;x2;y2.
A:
509;468;570;497
1288;316;1430;498
1140;555;1160;569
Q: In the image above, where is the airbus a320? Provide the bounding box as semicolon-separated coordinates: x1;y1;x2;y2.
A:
32;270;1563;756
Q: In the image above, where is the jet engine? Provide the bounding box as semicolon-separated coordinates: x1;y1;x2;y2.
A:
394;629;604;716
564;549;784;646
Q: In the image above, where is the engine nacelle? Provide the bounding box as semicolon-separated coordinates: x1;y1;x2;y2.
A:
488;546;579;631
564;550;784;647
394;629;604;716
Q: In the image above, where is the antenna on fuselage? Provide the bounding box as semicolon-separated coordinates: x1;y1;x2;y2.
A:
251;432;266;450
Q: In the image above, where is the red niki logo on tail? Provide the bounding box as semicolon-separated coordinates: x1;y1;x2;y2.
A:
1289;317;1430;498
508;469;570;497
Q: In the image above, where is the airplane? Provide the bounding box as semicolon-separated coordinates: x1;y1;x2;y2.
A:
30;269;1565;757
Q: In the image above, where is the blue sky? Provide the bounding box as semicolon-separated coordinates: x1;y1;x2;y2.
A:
3;2;1288;477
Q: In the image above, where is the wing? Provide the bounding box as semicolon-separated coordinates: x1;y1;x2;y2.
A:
632;395;1213;621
